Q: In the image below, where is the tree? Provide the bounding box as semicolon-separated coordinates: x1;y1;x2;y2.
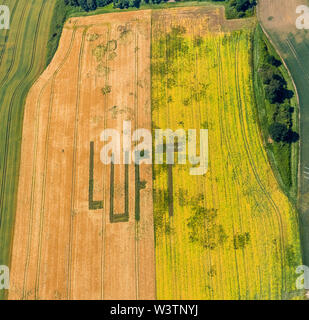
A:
68;0;80;6
88;0;97;10
235;0;251;12
259;66;275;85
97;0;110;6
187;207;228;250
231;0;256;13
265;78;286;104
80;0;89;11
272;73;286;86
285;130;300;143
269;122;289;142
133;0;141;8
267;55;282;67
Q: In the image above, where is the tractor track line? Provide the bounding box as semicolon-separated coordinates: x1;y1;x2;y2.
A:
21;29;77;300
234;32;287;294
0;0;29;96
66;28;88;300
34;27;77;300
0;0;46;227
0;0;18;70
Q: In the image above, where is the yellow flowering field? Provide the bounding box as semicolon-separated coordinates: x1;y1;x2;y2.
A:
152;8;302;300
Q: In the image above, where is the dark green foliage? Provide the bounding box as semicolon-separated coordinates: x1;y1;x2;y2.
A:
64;0;114;11
285;245;298;268
113;0;141;9
135;165;141;222
87;0;97;10
269;121;299;144
269;122;290;143
110;162;129;223
89;142;104;210
259;66;275;85
233;232;250;250
68;0;80;6
187;207;228;250
256;34;299;145
167;164;174;217
253;25;299;195
133;0;141;8
80;0;89;11
265;78;288;104
47;0;70;66
227;0;256;18
267;55;282;67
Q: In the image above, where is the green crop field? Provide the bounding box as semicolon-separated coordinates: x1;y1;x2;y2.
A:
0;0;57;300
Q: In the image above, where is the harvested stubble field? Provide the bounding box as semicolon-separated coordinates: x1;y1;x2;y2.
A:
8;11;155;300
152;7;302;299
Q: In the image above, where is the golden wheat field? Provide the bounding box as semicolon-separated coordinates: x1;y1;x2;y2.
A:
152;8;302;300
8;10;155;300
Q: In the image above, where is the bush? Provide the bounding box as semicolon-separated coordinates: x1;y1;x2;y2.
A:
269;122;289;143
265;77;291;104
259;66;275;85
267;55;282;67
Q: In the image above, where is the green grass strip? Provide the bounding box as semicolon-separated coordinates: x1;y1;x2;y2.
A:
89;142;104;210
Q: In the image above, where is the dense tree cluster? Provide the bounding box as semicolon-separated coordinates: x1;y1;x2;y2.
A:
258;41;299;144
227;0;257;18
187;207;228;250
64;0;170;11
113;0;141;9
64;0;113;11
64;0;258;14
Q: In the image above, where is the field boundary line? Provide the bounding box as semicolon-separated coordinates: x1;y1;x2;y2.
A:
234;31;287;294
66;27;88;300
257;3;301;209
0;0;46;228
34;27;77;300
0;0;18;70
0;1;29;98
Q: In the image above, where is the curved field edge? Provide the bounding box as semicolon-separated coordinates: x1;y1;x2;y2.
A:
46;1;252;68
252;24;299;203
257;0;309;283
0;0;57;300
151;9;302;299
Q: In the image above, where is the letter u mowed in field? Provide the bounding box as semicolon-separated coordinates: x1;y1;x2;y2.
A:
0;0;305;300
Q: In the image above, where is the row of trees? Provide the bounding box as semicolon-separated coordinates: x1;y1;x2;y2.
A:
64;0;113;11
258;41;299;144
64;0;168;11
225;0;257;18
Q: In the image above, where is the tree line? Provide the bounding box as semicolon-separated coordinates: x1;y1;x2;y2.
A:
213;0;257;18
64;0;169;11
258;39;299;144
64;0;257;13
